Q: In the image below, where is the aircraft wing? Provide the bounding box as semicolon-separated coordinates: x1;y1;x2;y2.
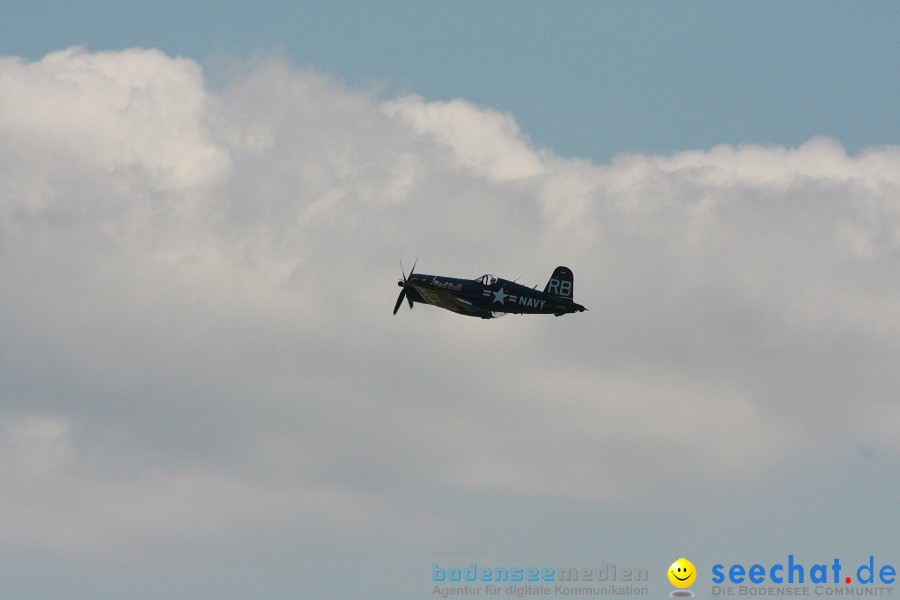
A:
407;281;484;316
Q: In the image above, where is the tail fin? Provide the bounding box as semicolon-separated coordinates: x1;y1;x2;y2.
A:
544;266;574;299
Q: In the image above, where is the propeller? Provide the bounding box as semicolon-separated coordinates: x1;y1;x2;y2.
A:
393;258;418;315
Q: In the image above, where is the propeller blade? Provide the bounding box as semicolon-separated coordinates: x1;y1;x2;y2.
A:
393;288;407;315
395;257;419;315
405;257;418;308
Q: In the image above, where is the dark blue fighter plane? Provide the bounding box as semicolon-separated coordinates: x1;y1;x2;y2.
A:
393;262;587;319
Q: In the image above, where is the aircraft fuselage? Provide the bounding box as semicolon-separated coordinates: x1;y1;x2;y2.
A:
399;272;586;319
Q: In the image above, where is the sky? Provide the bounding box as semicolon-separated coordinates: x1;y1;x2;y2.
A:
1;2;899;599
4;1;899;162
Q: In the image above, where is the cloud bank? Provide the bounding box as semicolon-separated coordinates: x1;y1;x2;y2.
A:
2;47;899;560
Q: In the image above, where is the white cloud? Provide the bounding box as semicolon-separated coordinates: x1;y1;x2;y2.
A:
2;47;900;560
0;47;227;194
383;95;547;182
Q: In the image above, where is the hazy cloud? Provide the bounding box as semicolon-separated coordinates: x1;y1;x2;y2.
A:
2;47;899;559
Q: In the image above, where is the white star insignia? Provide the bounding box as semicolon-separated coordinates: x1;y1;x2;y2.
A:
492;287;508;305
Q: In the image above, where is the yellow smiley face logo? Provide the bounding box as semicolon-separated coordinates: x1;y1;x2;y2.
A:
668;558;696;588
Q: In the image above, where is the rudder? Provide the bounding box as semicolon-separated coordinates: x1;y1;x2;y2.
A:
544;266;574;299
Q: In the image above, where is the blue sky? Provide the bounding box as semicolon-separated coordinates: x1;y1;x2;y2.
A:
2;3;900;600
4;1;898;162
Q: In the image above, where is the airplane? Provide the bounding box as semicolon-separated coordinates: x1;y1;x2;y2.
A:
393;262;587;319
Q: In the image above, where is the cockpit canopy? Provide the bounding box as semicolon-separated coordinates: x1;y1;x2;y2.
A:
476;274;498;286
